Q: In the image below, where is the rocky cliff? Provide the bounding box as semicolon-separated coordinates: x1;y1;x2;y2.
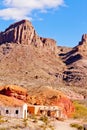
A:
0;85;28;101
0;20;42;46
0;19;66;90
58;34;87;94
0;19;86;100
0;20;57;53
27;86;75;117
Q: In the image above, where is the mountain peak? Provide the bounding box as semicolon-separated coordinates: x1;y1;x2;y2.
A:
0;19;42;45
5;19;32;32
79;34;87;45
82;34;87;42
0;20;57;53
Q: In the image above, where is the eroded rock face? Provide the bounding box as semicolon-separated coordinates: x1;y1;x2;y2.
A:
0;20;58;53
75;34;87;56
40;37;57;53
0;20;43;46
0;85;75;117
58;34;87;88
79;34;87;44
0;85;28;101
27;86;75;117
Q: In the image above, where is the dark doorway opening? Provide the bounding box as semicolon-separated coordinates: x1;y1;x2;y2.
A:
47;110;51;116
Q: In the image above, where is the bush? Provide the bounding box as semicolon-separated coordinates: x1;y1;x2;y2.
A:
40;116;48;124
72;101;87;120
70;123;83;130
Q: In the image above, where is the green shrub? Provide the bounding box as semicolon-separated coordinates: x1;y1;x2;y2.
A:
40;116;48;124
23;118;28;127
72;101;87;120
70;123;83;130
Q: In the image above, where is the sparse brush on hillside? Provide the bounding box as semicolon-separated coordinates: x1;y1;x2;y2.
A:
70;123;83;130
72;100;87;121
39;116;54;130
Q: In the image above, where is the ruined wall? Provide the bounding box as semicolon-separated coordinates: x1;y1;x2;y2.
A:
28;105;62;118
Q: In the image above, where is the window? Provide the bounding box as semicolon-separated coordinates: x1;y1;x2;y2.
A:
15;110;19;114
6;110;9;114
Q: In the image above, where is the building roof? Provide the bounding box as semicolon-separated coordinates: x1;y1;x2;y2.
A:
0;94;25;107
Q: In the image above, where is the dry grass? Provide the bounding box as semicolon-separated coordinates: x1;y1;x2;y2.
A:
72;100;87;121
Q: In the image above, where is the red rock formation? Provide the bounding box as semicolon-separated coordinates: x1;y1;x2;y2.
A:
0;94;25;107
27;86;75;117
0;85;28;101
0;84;75;117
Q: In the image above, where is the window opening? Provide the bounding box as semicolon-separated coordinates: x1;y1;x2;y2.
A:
15;110;19;114
6;110;9;114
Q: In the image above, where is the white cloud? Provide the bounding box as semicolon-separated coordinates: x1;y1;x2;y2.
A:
0;0;65;21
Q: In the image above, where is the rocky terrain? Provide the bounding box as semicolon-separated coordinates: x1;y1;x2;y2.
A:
0;19;87;100
0;85;28;102
59;34;87;87
0;85;74;117
0;116;78;130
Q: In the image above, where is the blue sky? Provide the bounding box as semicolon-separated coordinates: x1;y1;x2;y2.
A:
0;0;87;47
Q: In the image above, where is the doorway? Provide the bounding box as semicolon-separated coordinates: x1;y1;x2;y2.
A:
47;110;51;116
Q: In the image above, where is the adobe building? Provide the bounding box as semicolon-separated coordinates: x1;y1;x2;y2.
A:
28;105;62;118
0;94;27;119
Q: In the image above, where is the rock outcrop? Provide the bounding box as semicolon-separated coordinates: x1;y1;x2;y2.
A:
40;37;57;53
79;34;87;44
27;86;75;117
58;34;87;91
0;85;28;101
0;85;75;117
0;20;57;53
0;20;86;101
0;19;65;89
0;20;42;46
75;34;87;57
0;94;25;107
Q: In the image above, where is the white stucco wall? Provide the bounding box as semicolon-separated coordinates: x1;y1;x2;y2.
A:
23;104;27;118
0;103;27;118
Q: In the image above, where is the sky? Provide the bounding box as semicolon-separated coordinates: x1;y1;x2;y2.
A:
0;0;87;47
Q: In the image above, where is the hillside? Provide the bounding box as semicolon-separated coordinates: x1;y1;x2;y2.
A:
0;19;87;99
0;85;74;117
0;20;65;87
58;34;87;98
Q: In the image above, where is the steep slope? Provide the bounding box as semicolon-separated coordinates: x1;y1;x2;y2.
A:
0;19;86;99
0;20;65;87
58;34;87;90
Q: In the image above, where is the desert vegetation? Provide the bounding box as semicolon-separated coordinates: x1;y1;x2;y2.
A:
70;123;84;130
72;100;87;121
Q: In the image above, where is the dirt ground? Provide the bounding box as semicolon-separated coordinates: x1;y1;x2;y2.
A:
0;116;80;130
53;120;77;130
